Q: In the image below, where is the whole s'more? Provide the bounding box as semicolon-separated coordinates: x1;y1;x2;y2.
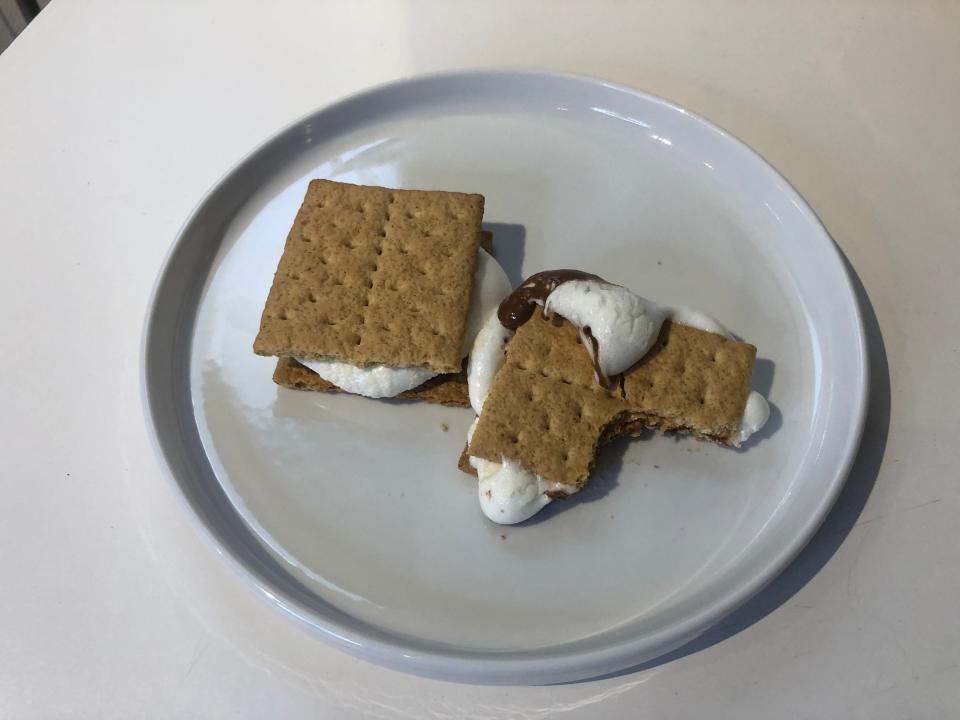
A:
253;180;511;406
462;271;770;524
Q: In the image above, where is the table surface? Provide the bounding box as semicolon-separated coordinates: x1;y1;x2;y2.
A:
2;1;958;717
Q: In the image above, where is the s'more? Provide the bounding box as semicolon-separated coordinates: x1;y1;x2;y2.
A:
254;180;511;406
461;270;771;524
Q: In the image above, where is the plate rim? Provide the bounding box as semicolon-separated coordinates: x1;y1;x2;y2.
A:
140;68;869;684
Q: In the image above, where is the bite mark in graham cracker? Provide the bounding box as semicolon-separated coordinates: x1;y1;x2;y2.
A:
468;310;631;488
467;312;756;486
273;358;471;407
621;321;755;443
253;179;484;373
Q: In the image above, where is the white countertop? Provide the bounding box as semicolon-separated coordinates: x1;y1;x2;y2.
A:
2;1;957;716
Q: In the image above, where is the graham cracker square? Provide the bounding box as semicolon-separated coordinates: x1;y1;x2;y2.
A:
621;321;755;443
467;309;631;487
253;179;484;373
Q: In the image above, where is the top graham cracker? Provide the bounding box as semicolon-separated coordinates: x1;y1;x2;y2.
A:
468;310;632;487
253;179;484;373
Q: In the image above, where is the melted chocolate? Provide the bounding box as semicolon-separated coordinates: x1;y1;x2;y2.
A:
497;270;603;330
498;269;619;392
580;325;614;390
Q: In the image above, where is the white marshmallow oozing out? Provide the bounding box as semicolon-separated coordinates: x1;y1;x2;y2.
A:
466;311;513;414
544;280;667;379
663;305;732;338
462;249;513;356
296;360;435;398
466;418;578;525
735;390;770;446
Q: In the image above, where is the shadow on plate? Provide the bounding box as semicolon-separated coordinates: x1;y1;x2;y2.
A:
483;222;526;287
565;249;889;684
516;431;646;525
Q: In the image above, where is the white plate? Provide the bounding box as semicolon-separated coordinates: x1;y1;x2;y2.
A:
143;70;867;684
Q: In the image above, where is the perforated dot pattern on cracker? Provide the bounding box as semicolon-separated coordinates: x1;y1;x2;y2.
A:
621;320;755;442
253;179;484;373
468;310;631;487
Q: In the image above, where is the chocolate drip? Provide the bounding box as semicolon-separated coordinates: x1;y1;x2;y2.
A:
579;325;613;390
497;269;619;392
497;269;603;330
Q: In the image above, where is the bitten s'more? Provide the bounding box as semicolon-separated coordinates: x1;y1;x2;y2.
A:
254;180;511;405
463;271;770;524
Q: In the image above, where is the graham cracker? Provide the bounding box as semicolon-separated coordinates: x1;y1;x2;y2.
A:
458;416;646;477
253;179;484;373
467;309;631;487
621;320;756;443
466;311;756;485
269;232;495;404
273;357;471;407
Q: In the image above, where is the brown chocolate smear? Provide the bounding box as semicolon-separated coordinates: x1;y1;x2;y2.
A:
579;325;614;390
497;269;603;330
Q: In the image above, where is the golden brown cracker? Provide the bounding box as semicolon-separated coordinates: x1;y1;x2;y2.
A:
458;416;643;478
621;321;755;443
253;179;484;373
268;230;498;406
468;310;631;487
458;445;476;475
466;312;756;484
